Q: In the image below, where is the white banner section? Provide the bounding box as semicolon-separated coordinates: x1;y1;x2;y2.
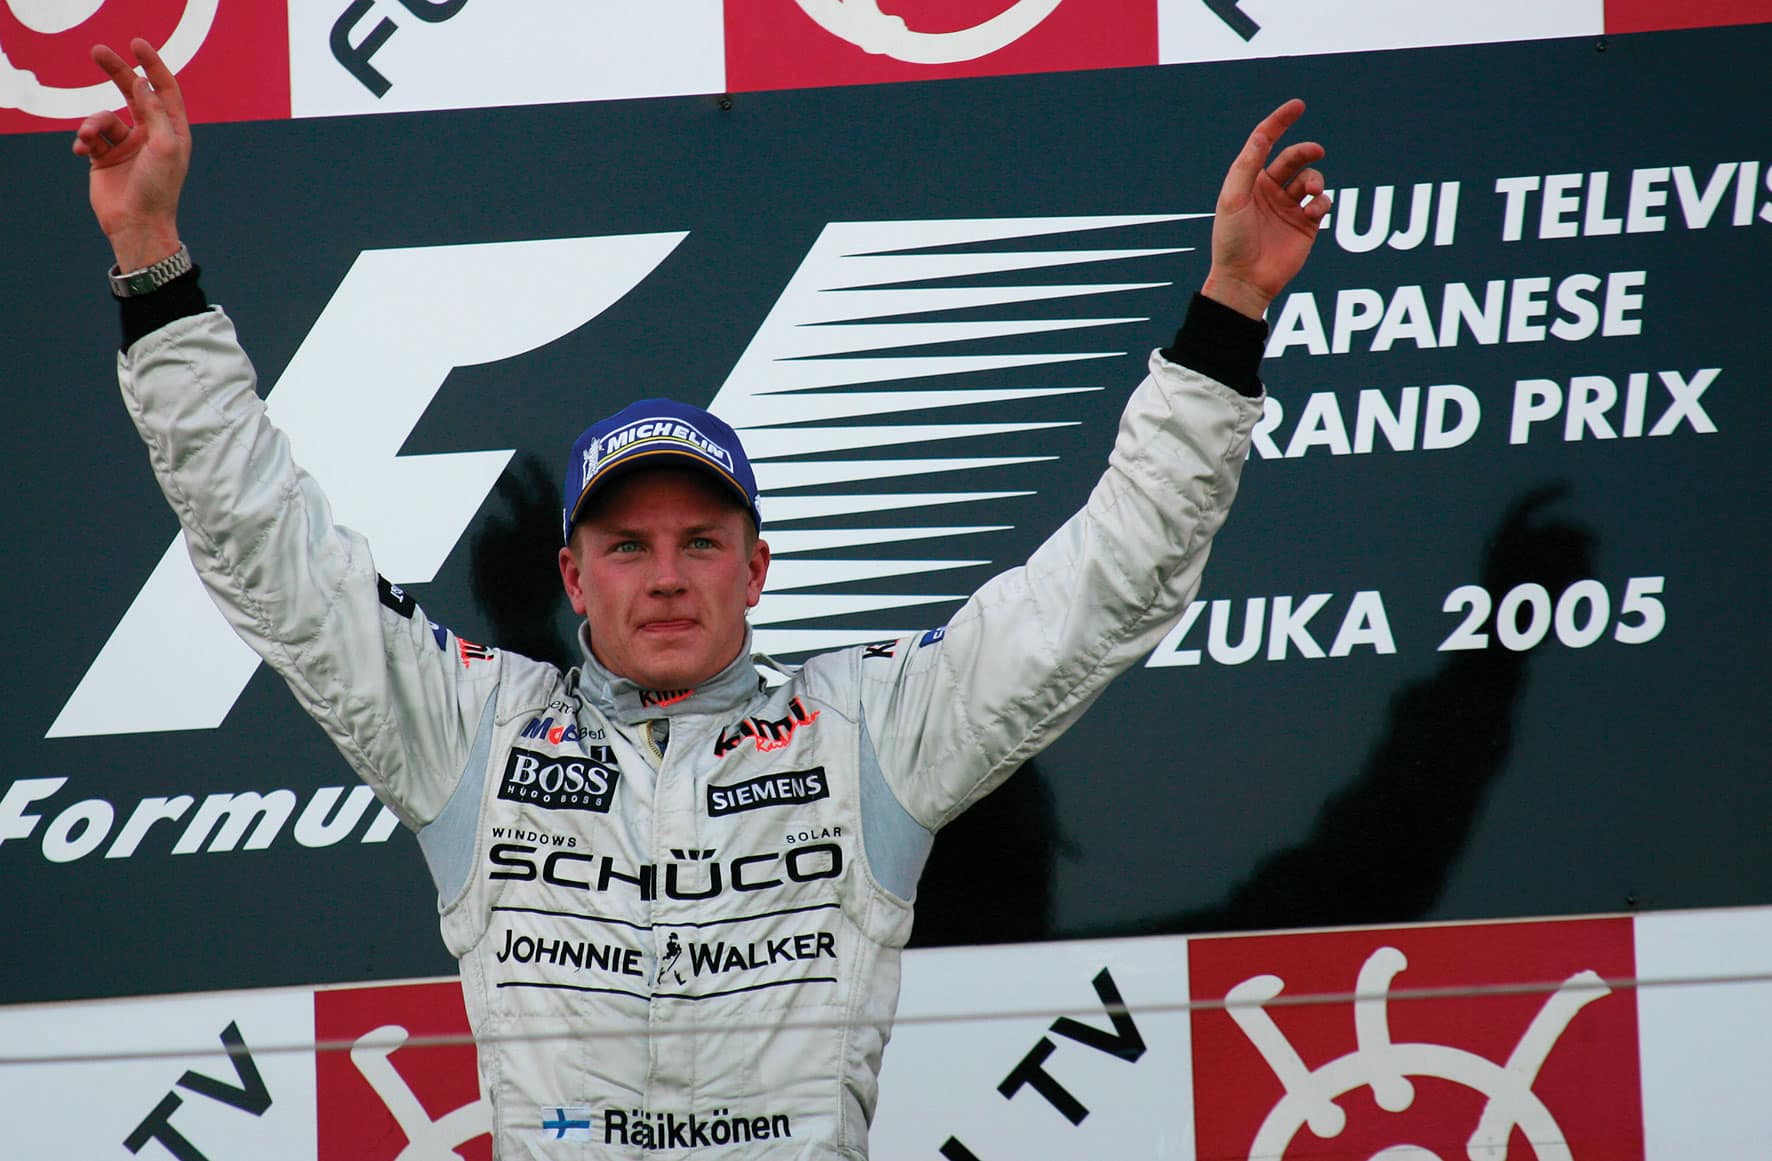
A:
2;987;317;1161
8;906;1772;1158
874;935;1193;1160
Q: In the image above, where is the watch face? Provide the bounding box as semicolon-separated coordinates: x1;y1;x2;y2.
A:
113;247;189;296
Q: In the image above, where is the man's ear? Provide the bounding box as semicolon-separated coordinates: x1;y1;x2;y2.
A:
746;538;771;609
559;543;588;616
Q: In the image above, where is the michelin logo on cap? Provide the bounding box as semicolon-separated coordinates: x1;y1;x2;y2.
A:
585;418;736;478
563;397;763;541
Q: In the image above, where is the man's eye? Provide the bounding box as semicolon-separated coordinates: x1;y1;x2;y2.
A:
612;541;642;554
689;537;717;550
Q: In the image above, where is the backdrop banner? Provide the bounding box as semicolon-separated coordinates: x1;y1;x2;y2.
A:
1;25;1766;1014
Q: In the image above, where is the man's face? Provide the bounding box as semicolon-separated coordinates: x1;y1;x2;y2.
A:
558;467;769;691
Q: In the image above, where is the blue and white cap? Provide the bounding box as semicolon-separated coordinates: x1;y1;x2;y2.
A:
562;398;762;541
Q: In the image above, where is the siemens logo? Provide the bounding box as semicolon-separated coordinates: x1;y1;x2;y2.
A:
708;768;829;817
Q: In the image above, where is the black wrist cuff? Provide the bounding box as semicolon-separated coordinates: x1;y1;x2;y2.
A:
117;266;209;353
1160;292;1268;398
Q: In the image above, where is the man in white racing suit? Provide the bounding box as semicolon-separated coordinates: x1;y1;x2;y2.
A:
76;39;1330;1160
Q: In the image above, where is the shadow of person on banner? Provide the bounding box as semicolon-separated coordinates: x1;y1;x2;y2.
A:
1135;482;1598;937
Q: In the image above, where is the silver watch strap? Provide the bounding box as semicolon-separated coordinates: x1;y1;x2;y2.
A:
109;244;193;298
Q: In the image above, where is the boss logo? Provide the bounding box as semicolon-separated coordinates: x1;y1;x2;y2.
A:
497;747;620;812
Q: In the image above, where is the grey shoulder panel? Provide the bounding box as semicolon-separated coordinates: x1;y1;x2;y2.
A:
418;685;499;908
858;716;935;903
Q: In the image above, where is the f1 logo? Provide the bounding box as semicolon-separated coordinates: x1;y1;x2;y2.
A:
48;233;686;737
54;211;1194;737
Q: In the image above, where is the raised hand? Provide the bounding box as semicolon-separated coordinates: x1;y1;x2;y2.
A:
71;38;190;272
1201;99;1331;321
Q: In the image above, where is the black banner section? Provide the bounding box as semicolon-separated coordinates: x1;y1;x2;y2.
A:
2;25;1766;1003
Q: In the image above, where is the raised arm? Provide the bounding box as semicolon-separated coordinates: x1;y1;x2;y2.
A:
73;39;189;273
74;41;496;840
1201;98;1332;320
861;100;1331;829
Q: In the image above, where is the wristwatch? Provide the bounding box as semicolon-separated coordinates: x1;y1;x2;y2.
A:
109;244;193;297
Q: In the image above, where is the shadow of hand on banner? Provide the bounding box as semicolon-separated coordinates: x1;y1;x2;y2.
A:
913;483;1597;947
1152;482;1598;937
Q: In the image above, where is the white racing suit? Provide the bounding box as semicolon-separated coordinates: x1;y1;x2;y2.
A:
117;307;1261;1158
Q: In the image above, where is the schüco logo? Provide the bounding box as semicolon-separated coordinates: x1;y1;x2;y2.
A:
487;839;844;903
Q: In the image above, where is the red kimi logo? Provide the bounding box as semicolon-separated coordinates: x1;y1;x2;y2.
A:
639;687;694;708
315;979;490;1161
0;0;290;135
1189;918;1644;1161
714;697;819;758
724;0;1156;93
